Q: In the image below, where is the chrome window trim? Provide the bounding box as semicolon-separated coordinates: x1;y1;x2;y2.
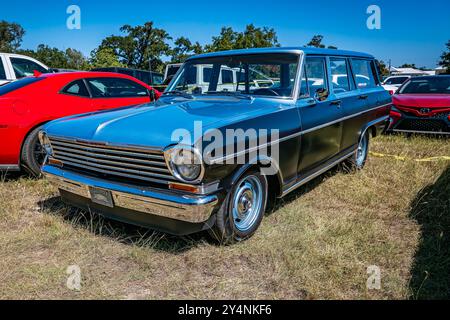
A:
208;104;391;164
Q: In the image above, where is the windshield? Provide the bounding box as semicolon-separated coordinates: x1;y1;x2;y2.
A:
398;77;450;94
166;53;300;98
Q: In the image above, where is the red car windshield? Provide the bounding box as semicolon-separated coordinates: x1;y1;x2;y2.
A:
399;77;450;95
0;77;44;96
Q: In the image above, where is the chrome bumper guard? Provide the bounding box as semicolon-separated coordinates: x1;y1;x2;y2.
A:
42;165;218;223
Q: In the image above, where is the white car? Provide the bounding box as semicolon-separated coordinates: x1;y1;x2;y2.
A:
382;75;411;95
0;53;50;85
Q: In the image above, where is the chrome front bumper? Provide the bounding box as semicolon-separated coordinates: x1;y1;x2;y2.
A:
42;165;219;224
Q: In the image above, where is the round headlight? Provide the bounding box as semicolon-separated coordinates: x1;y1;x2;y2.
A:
38;131;53;155
166;147;204;183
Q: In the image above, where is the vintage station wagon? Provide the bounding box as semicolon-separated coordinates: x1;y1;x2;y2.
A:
40;47;392;243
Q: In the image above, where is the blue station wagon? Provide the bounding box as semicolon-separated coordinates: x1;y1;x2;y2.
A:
40;47;392;243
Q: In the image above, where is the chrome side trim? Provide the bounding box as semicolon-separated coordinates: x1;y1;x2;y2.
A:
209;106;391;165
42;165;218;223
0;165;20;171
281;151;355;197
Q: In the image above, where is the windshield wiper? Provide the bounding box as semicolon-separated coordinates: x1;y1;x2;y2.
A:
163;90;195;99
206;91;253;100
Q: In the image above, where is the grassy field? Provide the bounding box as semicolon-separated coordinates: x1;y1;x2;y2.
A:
0;134;449;300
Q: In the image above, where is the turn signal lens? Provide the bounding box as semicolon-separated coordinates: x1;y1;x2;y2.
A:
169;183;200;193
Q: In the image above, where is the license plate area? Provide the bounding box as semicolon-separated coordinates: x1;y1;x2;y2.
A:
89;187;114;208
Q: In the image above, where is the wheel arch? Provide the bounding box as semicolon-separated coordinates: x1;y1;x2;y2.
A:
19;120;51;165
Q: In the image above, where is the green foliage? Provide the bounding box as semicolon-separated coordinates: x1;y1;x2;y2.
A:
0;20;25;52
306;35;337;49
439;40;450;73
17;45;89;70
89;47;126;68
170;37;203;63
96;22;172;73
377;60;390;77
203;24;279;53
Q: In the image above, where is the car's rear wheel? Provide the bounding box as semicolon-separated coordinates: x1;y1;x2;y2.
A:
209;170;268;244
344;130;370;171
21;126;46;177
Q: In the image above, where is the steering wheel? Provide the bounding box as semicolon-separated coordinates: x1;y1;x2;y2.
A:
252;88;280;96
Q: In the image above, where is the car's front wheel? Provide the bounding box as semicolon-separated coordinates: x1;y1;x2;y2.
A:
21;126;46;177
209;170;268;244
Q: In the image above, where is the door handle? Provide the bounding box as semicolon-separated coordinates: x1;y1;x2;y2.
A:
330;100;342;107
358;95;369;100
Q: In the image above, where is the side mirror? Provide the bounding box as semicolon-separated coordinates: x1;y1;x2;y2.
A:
314;88;329;102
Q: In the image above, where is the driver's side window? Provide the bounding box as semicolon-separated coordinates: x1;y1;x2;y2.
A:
299;57;328;99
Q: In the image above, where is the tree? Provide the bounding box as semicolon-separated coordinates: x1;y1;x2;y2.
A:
90;47;126;68
399;63;417;69
306;35;337;49
376;60;390;77
170;37;203;63
439;40;450;73
17;44;89;70
204;24;279;52
97;22;172;73
65;48;90;70
0;20;25;52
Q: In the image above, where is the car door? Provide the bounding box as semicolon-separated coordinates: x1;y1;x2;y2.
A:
85;77;151;110
54;79;96;115
297;56;344;174
340;59;380;150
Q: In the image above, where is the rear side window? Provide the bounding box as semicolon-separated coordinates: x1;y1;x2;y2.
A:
10;57;47;79
86;77;148;98
61;80;90;97
0;77;44;96
0;58;6;80
330;58;350;93
350;59;377;89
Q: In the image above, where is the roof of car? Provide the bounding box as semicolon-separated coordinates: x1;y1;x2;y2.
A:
406;75;450;80
187;47;374;61
39;71;148;81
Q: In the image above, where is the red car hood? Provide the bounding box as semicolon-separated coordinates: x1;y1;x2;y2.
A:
393;94;450;108
392;94;450;117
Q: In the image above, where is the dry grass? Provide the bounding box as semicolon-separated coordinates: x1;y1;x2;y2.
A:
0;134;449;300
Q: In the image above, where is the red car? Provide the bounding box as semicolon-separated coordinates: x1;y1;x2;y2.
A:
0;71;161;176
389;75;450;135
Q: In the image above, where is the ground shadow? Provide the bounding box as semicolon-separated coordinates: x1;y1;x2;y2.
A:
38;164;342;252
38;196;211;254
409;165;450;299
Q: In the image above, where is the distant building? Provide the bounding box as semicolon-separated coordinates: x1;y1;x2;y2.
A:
389;67;433;76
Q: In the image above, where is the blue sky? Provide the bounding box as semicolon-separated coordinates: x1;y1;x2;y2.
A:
1;0;449;68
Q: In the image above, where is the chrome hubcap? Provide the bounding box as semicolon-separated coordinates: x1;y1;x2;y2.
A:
356;135;368;167
232;176;263;232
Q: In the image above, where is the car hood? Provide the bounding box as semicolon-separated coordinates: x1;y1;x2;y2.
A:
44;97;284;149
393;94;450;108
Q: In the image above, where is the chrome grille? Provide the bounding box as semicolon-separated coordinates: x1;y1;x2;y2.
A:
48;136;175;185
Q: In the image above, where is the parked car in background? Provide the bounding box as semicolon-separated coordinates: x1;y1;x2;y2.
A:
388;75;450;134
0;72;161;176
382;75;411;95
92;67;164;87
40;47;391;243
164;63;182;81
0;53;50;85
